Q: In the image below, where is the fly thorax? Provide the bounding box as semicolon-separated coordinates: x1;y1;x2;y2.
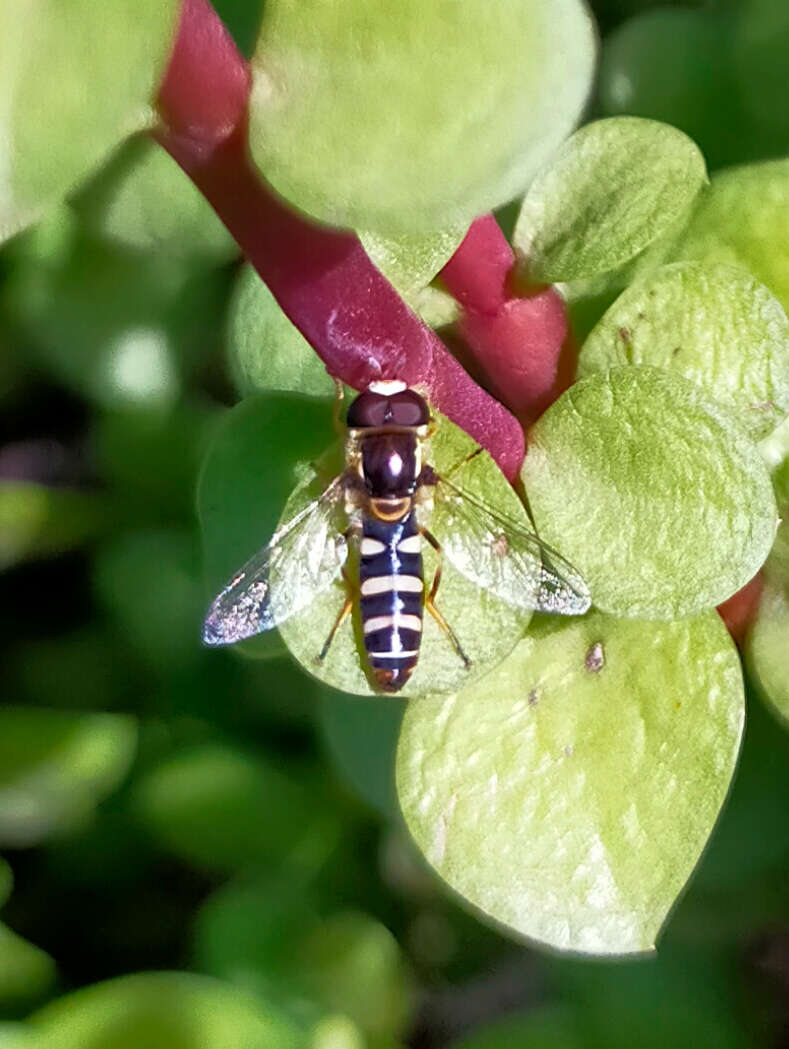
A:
361;433;419;498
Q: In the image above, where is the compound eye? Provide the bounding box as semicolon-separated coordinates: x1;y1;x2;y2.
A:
346;391;388;428
388;390;430;426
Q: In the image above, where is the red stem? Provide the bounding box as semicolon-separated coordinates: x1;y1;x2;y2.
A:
155;0;524;480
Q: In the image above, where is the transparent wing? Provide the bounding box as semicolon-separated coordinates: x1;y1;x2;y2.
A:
428;476;591;616
203;476;348;645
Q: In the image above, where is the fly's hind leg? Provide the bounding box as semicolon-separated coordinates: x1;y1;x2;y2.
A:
317;526;358;663
420;526;472;670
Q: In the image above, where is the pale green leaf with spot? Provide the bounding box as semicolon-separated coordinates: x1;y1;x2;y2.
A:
0;0;179;242
521;367;777;618
249;0;596;233
514;118;707;284
0;709;137;847
358;228;466;302
674;159;789;314
278;412;533;698
226;266;334;399
579;261;789;440
27;972;306;1049
397;610;744;955
74;137;238;264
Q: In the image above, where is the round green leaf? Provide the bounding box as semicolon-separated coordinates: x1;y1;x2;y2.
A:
514;118;708;284
74;137;238;264
0;924;56;1009
578;261;789;440
521;366;777;618
227;266;334;399
396;610;744;954
278;412;533;698
28;972;305;1049
0;0;179;242
358;229;466;302
0;709;137;847
198;393;337;660
674;159;789;314
747;581;789;723
248;0;596;233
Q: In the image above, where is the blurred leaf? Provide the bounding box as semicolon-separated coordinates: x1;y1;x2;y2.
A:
514;118;707;283
211;0;266;57
0;924;56;1010
397;611;743;954
0;482;108;570
0;861;12;910
732;0;789;147
674;159;789;314
318;694;403;817
27;972;306;1049
227;267;334;399
194;878;411;1041
747;581;789;723
455;1008;581;1049
132;742;341;875
74;137;238;264
521;366;777;618
279;411;533;697
358;229;466;302
248;0;596;232
579;261;789;440
198;394;338;661
0;709;137;847
93;529;204;673
0;0;179;242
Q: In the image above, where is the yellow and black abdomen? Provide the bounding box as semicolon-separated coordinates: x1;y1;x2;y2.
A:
359;512;423;693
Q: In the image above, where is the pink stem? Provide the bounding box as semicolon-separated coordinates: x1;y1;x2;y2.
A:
155;0;524;480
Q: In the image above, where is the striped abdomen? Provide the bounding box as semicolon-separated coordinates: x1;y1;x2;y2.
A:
359;511;423;693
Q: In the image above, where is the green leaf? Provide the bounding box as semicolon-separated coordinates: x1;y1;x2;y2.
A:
521;367;777;618
248;0;596;233
578;261;789;440
0;482;108;570
74;137;238;264
0;709;137;847
197;394;337;661
227;266;334;399
396;610;744;954
27;972;306;1049
278;412;533;698
747;581;789;724
318;694;403;817
674;159;789;315
0;924;56;1009
455;1009;581;1049
132;743;340;874
195;881;411;1042
0;0;179;242
514;118;708;283
358;229;466;302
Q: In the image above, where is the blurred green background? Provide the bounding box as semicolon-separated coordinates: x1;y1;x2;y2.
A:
3;0;789;1046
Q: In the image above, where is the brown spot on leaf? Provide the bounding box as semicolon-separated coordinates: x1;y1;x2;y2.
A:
528;689;539;706
585;641;605;673
618;326;631;343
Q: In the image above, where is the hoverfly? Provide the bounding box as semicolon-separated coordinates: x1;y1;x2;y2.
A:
203;382;590;693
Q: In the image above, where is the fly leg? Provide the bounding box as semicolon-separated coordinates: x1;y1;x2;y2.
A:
420;526;471;669
317;526;358;663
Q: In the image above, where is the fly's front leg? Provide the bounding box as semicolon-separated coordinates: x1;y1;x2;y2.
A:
419;525;472;670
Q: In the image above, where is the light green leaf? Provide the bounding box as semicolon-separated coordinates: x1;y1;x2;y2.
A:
132;743;340;874
0;0;179;242
514;118;707;283
747;581;789;724
278;412;533;698
28;972;306;1049
674;159;789;314
396;610;744;954
0;709;137;847
248;0;596;233
358;229;466;302
197;394;337;661
0;924;56;1009
578;261;789;440
0;482;108;570
74;137;238;264
227;266;334;399
521;366;777;618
